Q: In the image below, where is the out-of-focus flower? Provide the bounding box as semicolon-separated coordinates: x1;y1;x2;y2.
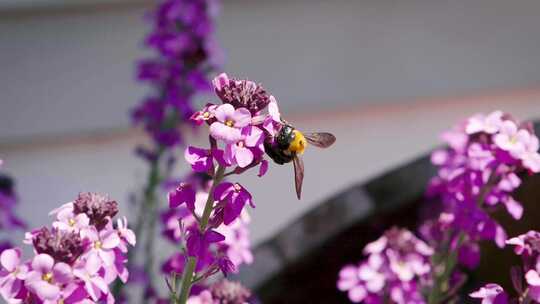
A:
469;284;508;304
337;228;433;304
0;193;135;303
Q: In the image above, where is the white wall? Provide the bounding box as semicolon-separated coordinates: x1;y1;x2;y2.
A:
2;0;540;140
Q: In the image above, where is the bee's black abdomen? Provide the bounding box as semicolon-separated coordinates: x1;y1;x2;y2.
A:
264;141;294;165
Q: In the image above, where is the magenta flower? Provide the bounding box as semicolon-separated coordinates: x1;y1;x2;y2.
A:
169;182;197;210
209;104;251;143
186;228;225;259
25;254;73;301
53;205;90;232
214;182;253;225
469;284;508;304
0;248;28;300
185;147;227;173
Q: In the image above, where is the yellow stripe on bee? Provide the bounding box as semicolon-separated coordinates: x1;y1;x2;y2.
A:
289;130;307;154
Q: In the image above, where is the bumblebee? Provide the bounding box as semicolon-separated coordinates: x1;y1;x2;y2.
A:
264;124;336;199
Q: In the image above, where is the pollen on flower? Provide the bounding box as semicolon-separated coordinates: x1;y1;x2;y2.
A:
203;112;211;119
68;218;76;227
94;241;102;249
42;272;53;283
225;119;234;127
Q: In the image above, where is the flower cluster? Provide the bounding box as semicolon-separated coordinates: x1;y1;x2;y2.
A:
132;0;220;153
337;228;434;304
470;230;540;303
187;279;253;304
428;111;540;247
165;73;294;301
0;192;135;303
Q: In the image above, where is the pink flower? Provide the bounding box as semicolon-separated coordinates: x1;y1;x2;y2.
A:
521;135;540;173
469;283;508;304
25;254;73;301
224;126;264;168
187;290;213;304
53;205;90;232
466;111;503;135
493;120;530;158
0;248;28;300
337;265;367;303
190;103;218;125
73;254;109;301
209;104;251;143
116;217;136;252
81;227;120;267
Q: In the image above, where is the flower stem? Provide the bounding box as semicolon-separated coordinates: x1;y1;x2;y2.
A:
175;165;226;304
427;171;500;304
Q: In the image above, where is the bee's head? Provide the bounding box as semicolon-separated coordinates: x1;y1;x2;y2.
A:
288;130;307;155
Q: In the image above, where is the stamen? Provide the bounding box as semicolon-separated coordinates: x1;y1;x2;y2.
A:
42;272;53;283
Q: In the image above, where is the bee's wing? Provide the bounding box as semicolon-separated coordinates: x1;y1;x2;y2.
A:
293;155;304;200
304;132;336;148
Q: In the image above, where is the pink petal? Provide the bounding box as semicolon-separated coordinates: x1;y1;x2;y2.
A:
209;122;242;143
0;249;20;272
52;263;73;284
32;254;54;274
86;253;102;275
348;286;367;303
526;270;540;286
31;281;60;300
268;96;280;121
234;146;254;168
232;108;252;127
101;232;121;249
214;104;235;122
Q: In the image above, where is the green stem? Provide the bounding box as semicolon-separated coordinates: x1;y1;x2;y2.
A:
427;170;500;304
175;165;226;304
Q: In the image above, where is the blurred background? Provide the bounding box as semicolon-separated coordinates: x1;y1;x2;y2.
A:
1;0;540;300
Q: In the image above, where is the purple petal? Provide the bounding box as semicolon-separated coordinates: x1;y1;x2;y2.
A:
214;182;233;202
209;122;242;143
258;160;269;177
234;146;254;168
52;263;73;284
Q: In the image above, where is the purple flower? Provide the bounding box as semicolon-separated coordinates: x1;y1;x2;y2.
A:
469;284;508;304
169;182;197;210
116;217;136;252
209;104;252;143
186;228;225;259
25;254;73;301
214;182;253;225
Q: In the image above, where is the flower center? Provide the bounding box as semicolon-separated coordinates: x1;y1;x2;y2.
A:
42;272;53;283
510;136;518;145
237;141;245;148
225;119;235;127
203;112;211;119
68;218;76;226
94;241;102;249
